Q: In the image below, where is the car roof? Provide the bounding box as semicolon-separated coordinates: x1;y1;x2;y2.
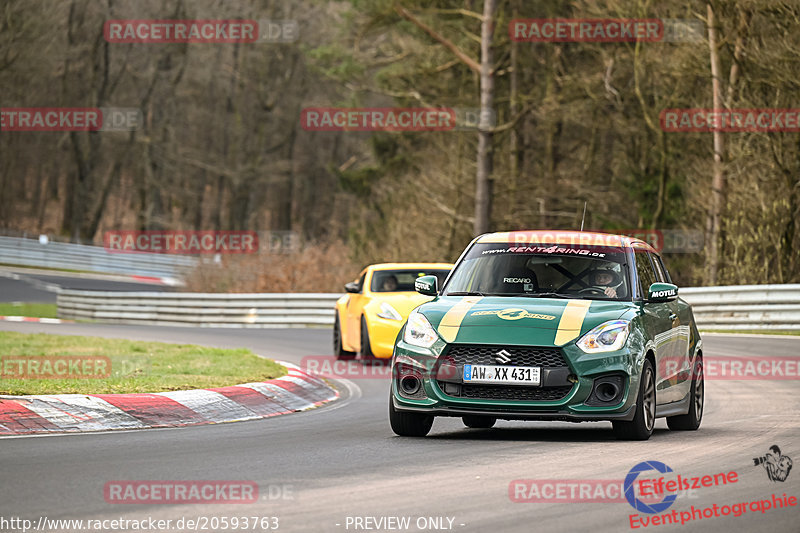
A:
367;263;455;271
476;230;658;254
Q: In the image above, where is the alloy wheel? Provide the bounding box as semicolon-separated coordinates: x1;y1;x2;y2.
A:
643;367;655;431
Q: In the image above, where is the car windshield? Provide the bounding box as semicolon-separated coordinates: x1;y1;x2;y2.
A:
445;243;630;300
371;269;450;293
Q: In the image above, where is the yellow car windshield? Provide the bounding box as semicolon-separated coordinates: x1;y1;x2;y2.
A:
371;270;450;293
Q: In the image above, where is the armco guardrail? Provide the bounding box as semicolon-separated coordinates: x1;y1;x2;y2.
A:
56;284;800;330
57;291;342;327
0;236;195;280
680;284;800;330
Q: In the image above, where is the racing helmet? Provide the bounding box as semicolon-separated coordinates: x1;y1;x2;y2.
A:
589;264;623;288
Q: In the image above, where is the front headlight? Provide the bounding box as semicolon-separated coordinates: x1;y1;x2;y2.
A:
377;302;402;321
403;310;438;348
577;320;630;353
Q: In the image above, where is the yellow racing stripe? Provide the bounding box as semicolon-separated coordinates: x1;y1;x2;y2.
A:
437;297;482;343
554;300;592;345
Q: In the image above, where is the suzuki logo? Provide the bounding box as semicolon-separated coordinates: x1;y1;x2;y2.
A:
494;349;512;364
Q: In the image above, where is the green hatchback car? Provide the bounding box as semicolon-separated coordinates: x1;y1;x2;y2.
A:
389;231;703;440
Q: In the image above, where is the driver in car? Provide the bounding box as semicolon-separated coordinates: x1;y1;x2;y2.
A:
381;275;399;292
589;268;622;298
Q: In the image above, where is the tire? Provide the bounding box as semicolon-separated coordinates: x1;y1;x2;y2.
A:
389;395;433;437
358;316;377;363
462;415;496;429
667;357;704;431
613;359;656;441
333;314;355;360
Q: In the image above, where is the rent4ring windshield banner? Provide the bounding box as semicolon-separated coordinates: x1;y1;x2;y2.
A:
445;242;631;301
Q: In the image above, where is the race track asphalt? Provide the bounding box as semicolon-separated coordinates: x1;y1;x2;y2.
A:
0;271;173;303
0;322;797;533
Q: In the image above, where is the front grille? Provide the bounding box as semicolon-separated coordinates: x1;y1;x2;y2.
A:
441;383;573;402
441;345;567;368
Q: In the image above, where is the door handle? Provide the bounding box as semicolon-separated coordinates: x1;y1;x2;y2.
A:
669;313;678;321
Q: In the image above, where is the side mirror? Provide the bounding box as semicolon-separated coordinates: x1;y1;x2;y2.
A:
648;282;678;302
414;275;438;296
344;281;360;294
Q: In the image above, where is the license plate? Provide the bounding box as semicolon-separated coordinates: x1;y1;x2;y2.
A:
463;364;540;386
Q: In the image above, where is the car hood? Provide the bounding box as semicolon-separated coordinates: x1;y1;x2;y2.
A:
370;292;434;317
418;296;634;347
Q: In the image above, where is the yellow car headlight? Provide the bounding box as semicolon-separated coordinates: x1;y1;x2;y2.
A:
377;302;402;321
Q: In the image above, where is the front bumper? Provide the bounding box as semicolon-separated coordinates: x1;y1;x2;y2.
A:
367;317;405;359
391;338;643;422
391;397;636;422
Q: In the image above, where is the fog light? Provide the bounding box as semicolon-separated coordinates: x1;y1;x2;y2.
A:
586;375;625;406
400;375;421;395
596;382;619;402
395;363;427;399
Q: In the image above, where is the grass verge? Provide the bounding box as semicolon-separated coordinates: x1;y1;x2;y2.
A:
0;331;286;395
0;302;58;319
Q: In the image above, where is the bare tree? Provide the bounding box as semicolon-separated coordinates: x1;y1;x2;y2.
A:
395;1;497;236
705;3;725;285
474;0;497;235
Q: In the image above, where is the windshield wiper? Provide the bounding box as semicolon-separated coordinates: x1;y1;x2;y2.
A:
447;291;576;298
446;291;487;296
506;292;574;299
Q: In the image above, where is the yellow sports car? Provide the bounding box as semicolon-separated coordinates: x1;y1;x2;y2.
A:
334;263;453;362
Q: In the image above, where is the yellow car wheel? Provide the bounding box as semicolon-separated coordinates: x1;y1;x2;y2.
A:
358;316;377;363
334;314;355;360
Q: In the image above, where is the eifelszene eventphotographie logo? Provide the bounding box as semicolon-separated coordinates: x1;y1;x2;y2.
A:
753;445;793;482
